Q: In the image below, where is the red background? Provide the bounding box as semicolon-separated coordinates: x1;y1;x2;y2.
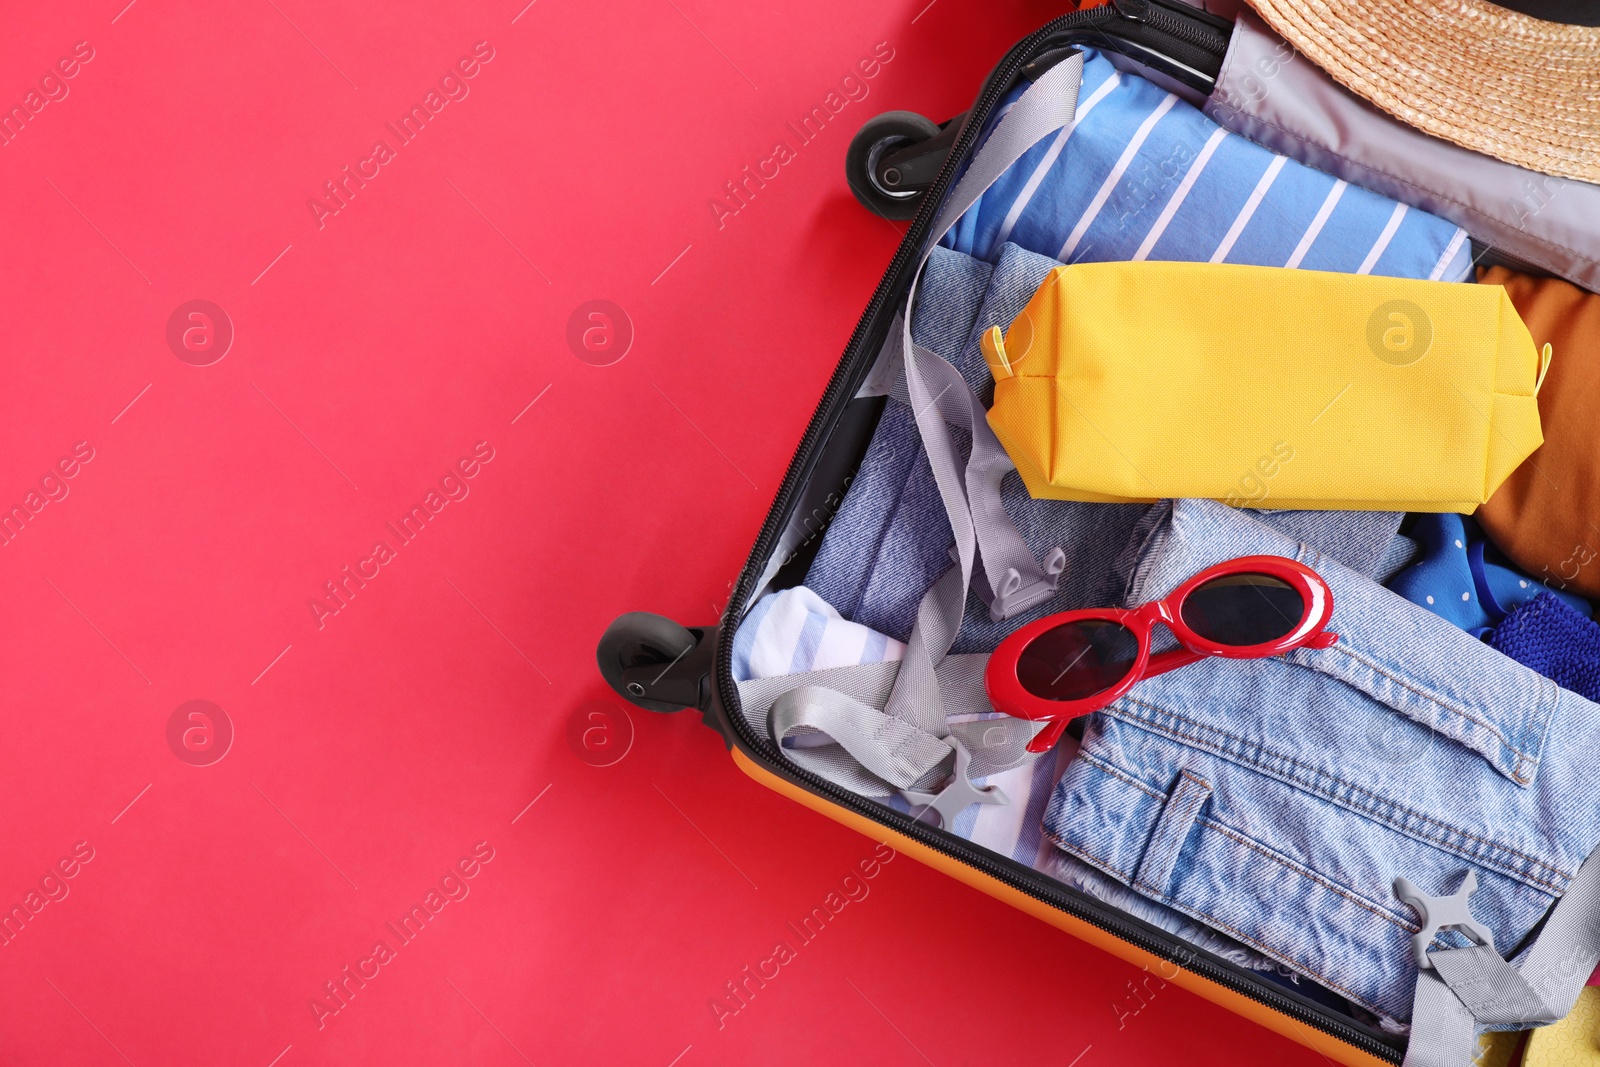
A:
0;0;1325;1063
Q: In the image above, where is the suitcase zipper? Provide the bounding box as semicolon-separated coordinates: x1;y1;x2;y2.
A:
713;8;1403;1062
1117;0;1233;53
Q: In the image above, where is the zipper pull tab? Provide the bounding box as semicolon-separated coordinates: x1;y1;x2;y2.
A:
1112;0;1151;22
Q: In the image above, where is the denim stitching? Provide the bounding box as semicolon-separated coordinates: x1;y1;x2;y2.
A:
1135;770;1211;893
1077;748;1166;800
1108;698;1571;892
1324;641;1535;771
1259;541;1536;777
1043;830;1395;1017
1197;817;1419;932
1100;700;1571;892
1047;832;1137;884
1137;884;1396;1017
1109;695;1568;885
1525;677;1562;790
1069;754;1422;929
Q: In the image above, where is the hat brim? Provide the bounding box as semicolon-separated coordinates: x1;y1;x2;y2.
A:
1248;0;1600;185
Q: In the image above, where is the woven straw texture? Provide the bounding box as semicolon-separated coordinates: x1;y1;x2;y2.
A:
1247;0;1600;184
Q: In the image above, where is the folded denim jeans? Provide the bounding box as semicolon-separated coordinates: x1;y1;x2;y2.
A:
805;243;1405;650
1044;498;1600;1022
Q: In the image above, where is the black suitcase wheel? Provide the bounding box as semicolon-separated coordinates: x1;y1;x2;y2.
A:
597;612;705;714
845;110;943;220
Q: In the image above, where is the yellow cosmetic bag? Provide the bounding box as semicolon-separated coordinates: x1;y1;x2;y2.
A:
979;261;1549;512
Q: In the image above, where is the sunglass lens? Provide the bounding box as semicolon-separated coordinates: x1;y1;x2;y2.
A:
1015;619;1140;701
1180;573;1305;646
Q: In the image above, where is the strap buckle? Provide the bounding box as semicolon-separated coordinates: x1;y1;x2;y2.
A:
899;736;1010;829
1394;870;1497;970
958;545;1068;622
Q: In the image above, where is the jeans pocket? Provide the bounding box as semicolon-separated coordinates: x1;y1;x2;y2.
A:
1044;730;1566;1021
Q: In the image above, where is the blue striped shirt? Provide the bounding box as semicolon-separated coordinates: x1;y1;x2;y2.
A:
944;50;1471;282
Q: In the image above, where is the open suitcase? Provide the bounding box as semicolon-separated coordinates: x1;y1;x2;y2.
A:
596;4;1595;1064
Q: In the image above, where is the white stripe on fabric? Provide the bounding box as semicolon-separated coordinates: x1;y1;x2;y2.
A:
1428;226;1470;281
1284;179;1347;269
1132;127;1228;261
1209;154;1287;263
1357;202;1409;275
814;615;869;673
992;73;1123;250
739;587;905;681
1057;92;1179;262
747;600;796;679
789;608;829;674
730;590;778;680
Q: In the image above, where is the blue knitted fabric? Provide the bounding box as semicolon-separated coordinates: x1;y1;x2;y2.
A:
1489;592;1600;703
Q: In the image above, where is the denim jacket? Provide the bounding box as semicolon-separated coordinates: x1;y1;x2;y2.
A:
1044;499;1600;1021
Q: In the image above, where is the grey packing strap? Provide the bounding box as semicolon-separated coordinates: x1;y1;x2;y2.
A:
756;567;1024;797
882;50;1084;736
897;51;1084;633
884;561;970;737
770;684;955;798
761;54;1084;799
1430;948;1554;1027
887;344;1068;624
1403;845;1600;1066
740;646;1043;798
760;565;973;797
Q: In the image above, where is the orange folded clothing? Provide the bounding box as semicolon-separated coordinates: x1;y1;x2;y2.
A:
1477;266;1600;597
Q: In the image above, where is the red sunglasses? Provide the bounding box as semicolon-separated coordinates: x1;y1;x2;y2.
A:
985;555;1337;754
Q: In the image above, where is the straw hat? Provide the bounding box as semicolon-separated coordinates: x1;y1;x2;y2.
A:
1246;0;1600;184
